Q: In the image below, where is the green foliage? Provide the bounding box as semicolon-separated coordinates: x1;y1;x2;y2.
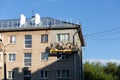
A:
84;62;120;80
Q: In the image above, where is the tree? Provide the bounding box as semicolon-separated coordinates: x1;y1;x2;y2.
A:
84;62;114;80
104;62;118;80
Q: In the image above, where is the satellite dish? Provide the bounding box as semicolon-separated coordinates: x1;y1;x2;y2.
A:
20;14;26;27
35;14;41;26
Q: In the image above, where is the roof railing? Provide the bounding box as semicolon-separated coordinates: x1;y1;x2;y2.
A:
0;18;76;30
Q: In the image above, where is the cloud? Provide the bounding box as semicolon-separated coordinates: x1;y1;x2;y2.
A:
84;59;120;65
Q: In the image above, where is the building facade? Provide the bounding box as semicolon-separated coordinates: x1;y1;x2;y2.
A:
0;14;84;80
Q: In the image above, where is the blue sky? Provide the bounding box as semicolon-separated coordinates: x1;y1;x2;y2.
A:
0;0;120;60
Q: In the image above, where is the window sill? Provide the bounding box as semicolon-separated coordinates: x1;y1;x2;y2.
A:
40;60;48;61
8;43;16;45
41;42;48;43
23;66;31;67
8;61;16;62
24;48;32;50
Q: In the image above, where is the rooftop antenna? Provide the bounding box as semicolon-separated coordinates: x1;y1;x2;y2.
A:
31;10;35;17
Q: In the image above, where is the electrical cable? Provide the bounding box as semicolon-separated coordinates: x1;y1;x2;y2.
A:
84;27;120;37
86;37;120;41
84;27;120;40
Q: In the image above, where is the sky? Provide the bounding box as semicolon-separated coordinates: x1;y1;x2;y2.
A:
0;0;120;62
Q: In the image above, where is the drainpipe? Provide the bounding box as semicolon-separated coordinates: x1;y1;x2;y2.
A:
73;26;81;46
73;25;81;80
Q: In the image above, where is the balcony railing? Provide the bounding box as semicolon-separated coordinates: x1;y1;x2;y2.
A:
49;42;78;54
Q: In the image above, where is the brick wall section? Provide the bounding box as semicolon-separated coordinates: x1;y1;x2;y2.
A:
0;29;82;80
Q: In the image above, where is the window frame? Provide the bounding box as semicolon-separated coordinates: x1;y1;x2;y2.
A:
8;35;16;44
40;70;48;79
41;34;48;43
56;33;70;42
8;71;15;80
57;70;70;79
8;53;16;62
24;35;32;49
40;52;48;61
24;70;31;80
24;53;32;67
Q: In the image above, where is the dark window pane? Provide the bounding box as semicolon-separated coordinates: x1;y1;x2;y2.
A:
25;53;31;57
24;53;31;66
41;34;48;43
45;70;48;77
41;71;44;78
24;71;31;75
57;70;60;77
25;35;32;48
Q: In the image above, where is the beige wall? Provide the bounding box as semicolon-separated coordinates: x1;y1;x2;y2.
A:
0;29;82;80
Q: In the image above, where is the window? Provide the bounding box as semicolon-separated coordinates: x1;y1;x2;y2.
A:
40;70;48;79
57;55;70;60
9;53;16;62
57;70;69;79
24;70;31;80
24;53;31;66
41;34;48;43
41;52;48;60
8;71;15;80
56;33;69;42
25;35;32;48
9;36;16;44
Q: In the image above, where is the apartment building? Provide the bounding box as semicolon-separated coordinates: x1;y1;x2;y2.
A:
0;14;84;80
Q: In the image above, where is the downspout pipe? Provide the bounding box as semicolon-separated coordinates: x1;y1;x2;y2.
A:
73;26;81;46
73;25;81;80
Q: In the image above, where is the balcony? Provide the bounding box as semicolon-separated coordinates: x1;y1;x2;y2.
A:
48;42;78;55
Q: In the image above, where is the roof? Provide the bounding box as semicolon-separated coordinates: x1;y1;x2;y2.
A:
0;17;78;30
0;17;85;46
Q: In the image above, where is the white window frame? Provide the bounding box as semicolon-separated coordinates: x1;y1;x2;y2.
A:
24;53;31;67
40;52;48;61
24;35;32;49
41;34;48;43
57;70;70;79
8;53;16;62
8;35;16;44
40;70;48;79
56;33;70;42
8;71;15;80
